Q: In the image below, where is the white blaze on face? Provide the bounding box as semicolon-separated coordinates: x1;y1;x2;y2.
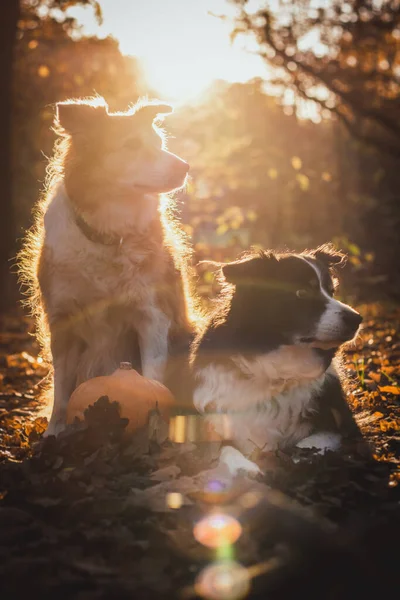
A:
303;258;361;343
316;294;360;342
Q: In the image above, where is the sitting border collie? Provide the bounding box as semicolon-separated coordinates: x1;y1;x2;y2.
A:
19;97;194;436
190;245;362;458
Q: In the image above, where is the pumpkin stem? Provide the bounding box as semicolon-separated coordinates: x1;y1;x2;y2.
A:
119;362;133;370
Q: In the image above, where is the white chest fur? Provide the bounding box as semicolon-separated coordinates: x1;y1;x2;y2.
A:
193;345;329;454
42;183;172;383
43;184;162;309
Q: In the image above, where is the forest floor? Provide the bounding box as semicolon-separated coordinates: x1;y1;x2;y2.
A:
0;305;399;600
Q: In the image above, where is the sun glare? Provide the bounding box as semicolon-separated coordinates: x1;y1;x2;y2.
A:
68;0;266;102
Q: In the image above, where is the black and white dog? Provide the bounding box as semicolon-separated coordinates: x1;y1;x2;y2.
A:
190;245;362;459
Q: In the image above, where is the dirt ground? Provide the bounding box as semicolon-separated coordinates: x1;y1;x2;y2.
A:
0;305;399;599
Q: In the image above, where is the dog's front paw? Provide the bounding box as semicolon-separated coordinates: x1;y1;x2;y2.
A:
296;431;341;454
218;446;261;477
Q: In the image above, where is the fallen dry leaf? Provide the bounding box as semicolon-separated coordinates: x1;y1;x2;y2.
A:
369;372;381;383
379;385;400;395
0;306;399;598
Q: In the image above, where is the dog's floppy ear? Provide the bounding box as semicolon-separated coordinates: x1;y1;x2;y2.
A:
196;260;222;274
314;244;346;267
221;260;252;284
55;102;107;136
221;251;277;285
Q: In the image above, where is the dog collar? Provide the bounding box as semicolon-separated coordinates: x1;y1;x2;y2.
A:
74;212;123;247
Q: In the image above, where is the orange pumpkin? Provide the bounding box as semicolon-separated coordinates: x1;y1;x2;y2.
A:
66;362;176;431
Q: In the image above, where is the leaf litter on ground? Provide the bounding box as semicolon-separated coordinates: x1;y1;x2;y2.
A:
0;306;399;599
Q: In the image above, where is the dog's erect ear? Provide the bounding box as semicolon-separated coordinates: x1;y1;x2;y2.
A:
137;103;173;122
55;102;107;136
314;244;346;267
222;252;277;285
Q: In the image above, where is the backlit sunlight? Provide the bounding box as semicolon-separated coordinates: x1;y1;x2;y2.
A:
69;0;267;102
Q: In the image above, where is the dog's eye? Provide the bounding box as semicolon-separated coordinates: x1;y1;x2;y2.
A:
124;138;141;152
296;289;309;299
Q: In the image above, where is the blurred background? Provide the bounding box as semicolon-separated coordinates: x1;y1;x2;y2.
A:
2;0;400;310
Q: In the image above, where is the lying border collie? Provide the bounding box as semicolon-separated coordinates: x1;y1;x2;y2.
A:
190;245;362;457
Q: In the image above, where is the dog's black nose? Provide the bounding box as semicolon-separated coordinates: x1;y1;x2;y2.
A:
342;310;363;330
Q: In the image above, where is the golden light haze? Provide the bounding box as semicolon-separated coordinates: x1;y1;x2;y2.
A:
69;0;267;101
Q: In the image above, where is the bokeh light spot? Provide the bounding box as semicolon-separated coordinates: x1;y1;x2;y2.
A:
166;492;183;509
38;65;50;78
195;561;250;600
193;513;242;549
238;491;263;509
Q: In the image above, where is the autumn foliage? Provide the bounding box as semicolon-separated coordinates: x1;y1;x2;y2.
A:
12;2;400;303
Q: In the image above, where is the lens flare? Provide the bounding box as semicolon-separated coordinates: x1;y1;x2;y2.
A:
206;480;227;493
193;513;242;549
195;561;250;600
166;492;184;509
238;491;263;509
169;413;232;443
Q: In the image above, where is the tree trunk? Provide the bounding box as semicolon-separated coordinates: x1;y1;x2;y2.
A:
0;1;20;313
